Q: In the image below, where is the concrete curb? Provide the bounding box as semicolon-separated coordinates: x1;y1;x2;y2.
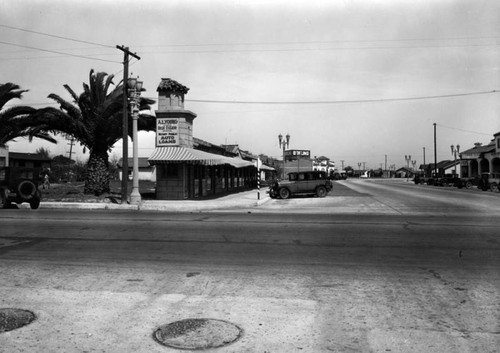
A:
36;190;271;212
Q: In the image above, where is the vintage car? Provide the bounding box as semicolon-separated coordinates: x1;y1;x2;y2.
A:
0;167;42;209
268;170;332;199
477;172;500;192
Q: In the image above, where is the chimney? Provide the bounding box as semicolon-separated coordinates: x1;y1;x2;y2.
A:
157;78;190;111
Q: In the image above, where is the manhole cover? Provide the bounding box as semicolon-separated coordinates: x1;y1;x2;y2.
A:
153;318;242;350
0;308;36;333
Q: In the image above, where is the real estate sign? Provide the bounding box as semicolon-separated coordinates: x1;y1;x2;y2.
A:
156;118;179;146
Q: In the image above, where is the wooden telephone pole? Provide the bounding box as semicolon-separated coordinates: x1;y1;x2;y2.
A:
116;45;140;204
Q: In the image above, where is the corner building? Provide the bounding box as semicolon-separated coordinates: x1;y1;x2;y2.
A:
148;78;256;200
460;132;500;177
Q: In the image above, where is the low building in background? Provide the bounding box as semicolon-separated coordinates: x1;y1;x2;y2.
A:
117;157;156;182
0;145;8;167
7;152;51;170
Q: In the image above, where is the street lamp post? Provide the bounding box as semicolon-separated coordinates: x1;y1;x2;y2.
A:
128;75;144;205
278;133;290;179
451;144;460;176
405;155;411;181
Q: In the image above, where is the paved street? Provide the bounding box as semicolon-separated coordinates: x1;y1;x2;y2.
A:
1;179;499;352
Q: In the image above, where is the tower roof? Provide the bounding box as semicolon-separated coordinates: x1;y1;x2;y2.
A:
157;78;190;94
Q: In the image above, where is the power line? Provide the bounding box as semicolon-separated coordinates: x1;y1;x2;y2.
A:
0;24;114;48
139;43;500;55
436;123;492;136
183;90;498;105
0;40;119;63
9;90;498;109
133;34;500;48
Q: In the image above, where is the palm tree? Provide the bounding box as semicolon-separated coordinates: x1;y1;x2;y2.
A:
0;82;56;146
27;70;156;195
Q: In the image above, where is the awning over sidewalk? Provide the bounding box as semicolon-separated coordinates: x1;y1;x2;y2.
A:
148;146;255;168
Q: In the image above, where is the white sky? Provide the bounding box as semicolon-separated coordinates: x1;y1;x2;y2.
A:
1;0;499;170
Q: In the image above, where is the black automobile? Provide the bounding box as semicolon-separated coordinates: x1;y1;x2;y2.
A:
268;170;332;199
0;167;42;209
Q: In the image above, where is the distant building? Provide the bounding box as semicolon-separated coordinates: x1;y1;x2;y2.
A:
7;152;51;169
117;157;156;181
283;149;313;176
460;133;500;177
312;156;335;177
0;145;8;167
421;160;461;177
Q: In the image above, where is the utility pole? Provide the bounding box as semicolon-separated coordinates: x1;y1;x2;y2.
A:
64;134;75;164
341;160;345;170
116;45;140;204
67;137;74;163
433;123;437;177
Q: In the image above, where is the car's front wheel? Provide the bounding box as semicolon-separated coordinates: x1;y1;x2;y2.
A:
490;183;499;193
316;186;327;198
279;188;290;199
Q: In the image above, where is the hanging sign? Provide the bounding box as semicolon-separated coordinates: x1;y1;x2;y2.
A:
156;118;179;146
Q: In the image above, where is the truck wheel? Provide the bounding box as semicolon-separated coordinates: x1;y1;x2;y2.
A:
17;180;36;200
316;186;327;198
279;188;290;199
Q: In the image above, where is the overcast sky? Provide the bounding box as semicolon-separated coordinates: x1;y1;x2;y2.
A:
1;0;499;169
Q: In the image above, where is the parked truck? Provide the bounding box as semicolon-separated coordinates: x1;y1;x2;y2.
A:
0;167;42;209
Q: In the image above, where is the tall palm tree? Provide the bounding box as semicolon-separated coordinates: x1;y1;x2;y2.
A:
0;82;56;146
27;70;156;195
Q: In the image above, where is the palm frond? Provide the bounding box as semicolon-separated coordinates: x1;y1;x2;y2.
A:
0;82;28;109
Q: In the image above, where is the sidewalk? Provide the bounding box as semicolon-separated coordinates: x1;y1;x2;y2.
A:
37;188;271;212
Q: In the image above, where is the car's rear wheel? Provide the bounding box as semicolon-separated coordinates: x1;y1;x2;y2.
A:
491;183;499;193
279;188;290;199
465;181;473;189
316;186;327;198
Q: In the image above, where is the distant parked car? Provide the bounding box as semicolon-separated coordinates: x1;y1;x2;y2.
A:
330;171;347;180
0;167;42;209
435;173;461;187
477;172;500;192
456;176;479;189
268;171;332;199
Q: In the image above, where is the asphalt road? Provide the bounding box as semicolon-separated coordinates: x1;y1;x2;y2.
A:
0;179;499;352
